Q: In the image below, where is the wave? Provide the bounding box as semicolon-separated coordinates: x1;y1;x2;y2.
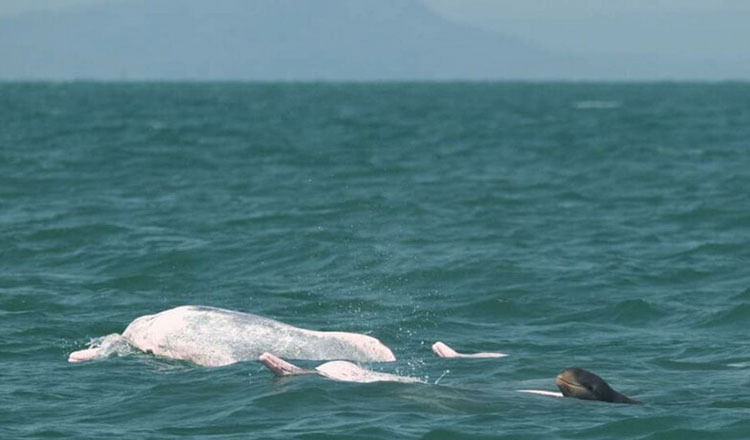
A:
699;304;750;329
541;299;667;326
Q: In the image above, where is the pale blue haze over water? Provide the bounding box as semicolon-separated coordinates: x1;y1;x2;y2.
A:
2;83;750;439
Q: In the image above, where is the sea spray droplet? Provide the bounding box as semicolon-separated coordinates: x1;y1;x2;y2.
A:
434;370;450;385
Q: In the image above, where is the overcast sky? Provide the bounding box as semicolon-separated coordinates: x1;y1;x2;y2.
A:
2;0;748;79
426;0;750;61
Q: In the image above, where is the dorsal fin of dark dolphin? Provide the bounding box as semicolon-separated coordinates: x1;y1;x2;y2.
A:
556;367;642;405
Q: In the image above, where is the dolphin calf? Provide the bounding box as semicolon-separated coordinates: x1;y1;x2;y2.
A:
554;367;641;404
519;367;641;404
257;341;506;384
68;305;395;366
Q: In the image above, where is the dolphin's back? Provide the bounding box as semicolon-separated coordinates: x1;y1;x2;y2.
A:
122;306;393;366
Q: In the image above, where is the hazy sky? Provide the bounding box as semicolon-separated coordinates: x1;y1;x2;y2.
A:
1;0;748;79
426;0;750;61
3;0;748;58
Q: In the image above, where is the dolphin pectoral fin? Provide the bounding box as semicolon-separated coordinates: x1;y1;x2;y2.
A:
432;341;507;359
259;352;315;377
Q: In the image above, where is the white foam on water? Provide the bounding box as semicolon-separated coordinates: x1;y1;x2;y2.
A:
727;362;750;368
573;100;622;110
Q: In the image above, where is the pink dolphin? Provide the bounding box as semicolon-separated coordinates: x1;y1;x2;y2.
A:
259;352;423;384
68;305;395;366
258;342;507;384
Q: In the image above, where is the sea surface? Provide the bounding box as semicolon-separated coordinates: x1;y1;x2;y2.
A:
1;82;749;439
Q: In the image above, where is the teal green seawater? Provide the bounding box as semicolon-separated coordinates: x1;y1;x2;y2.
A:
2;83;750;439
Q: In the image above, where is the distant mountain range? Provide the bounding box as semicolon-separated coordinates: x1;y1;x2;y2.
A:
0;0;579;80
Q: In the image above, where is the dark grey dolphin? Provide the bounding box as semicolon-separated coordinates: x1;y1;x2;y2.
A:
555;367;641;404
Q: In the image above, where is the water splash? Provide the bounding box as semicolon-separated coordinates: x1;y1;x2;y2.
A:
434;369;450;385
86;333;134;359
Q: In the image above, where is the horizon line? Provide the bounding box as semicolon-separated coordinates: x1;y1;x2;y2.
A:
2;78;749;85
